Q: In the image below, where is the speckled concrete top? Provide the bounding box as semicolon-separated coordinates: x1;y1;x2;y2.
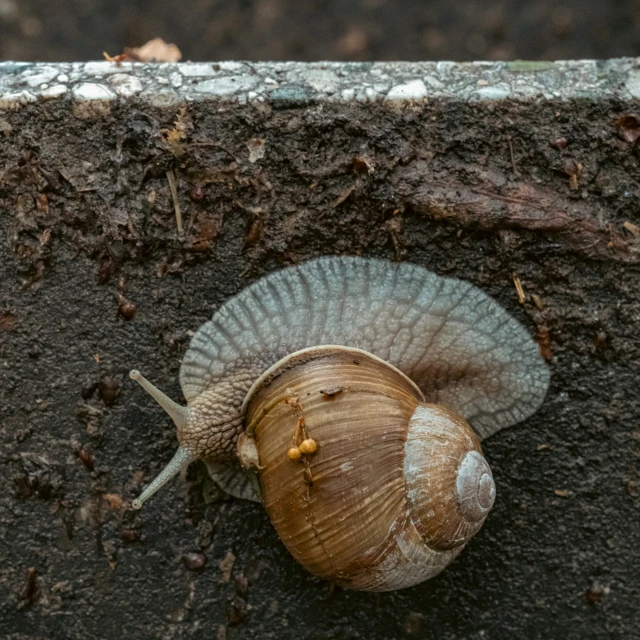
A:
1;59;640;111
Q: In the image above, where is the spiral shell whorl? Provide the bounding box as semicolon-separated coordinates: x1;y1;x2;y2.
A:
456;451;496;522
403;404;494;552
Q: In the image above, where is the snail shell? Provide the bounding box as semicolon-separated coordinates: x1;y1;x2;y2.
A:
243;346;494;591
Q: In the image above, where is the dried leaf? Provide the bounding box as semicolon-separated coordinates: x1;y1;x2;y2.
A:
126;38;182;63
103;493;124;509
615;115;640;144
623;221;640;237
78;449;94;471
219;550;236;582
536;327;553;362
246;138;266;163
352;156;374;175
161;107;189;157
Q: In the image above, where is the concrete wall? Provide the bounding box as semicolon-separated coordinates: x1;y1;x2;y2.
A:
1;60;639;639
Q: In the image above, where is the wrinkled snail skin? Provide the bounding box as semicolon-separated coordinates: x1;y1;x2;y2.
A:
128;256;549;589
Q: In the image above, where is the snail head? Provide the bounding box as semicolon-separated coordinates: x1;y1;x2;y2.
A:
128;370;241;509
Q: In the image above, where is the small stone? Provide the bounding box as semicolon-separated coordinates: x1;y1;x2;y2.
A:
118;300;136;321
108;74;143;98
72;83;116;101
385;79;428;101
551;136;569;149
246;138;266;163
184;552;207;570
120;529;140;543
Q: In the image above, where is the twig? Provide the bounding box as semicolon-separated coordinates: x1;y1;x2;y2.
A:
166;169;183;235
513;275;526;304
507;136;520;176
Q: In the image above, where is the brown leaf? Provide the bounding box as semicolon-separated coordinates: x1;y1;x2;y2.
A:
120;529;140;543
623;221;640;237
18;567;40;608
227;596;248;626
219;550;236;582
126;38;182;63
78;449;94;472
352;156;374;175
243;213;263;250
615;115;640;143
561;159;582;191
536;327;553;361
103;493;124;509
191;216;219;252
99;377;121;407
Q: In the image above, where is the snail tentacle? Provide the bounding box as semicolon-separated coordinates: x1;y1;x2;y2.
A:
131;446;194;510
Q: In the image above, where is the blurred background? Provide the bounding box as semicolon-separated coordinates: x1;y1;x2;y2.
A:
1;0;639;62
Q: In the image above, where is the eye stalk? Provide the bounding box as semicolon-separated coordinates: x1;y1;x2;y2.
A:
129;370;194;509
129;370;190;429
131;446;194;510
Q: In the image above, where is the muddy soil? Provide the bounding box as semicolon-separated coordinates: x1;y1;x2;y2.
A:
1;92;639;639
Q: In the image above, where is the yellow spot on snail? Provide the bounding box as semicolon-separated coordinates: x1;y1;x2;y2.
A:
287;447;302;461
299;439;317;455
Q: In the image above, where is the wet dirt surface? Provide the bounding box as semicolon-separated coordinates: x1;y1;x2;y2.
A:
1;0;640;63
1;93;639;639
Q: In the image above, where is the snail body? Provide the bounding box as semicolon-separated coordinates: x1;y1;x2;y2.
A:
129;257;549;590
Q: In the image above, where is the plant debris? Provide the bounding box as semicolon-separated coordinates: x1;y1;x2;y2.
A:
99;377;121;407
104;38;182;64
513;275;526;304
166;169;184;235
219;550;236;583
615;115;640;143
536;328;553;361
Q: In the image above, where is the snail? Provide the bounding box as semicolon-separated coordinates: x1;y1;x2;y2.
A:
129;256;549;591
